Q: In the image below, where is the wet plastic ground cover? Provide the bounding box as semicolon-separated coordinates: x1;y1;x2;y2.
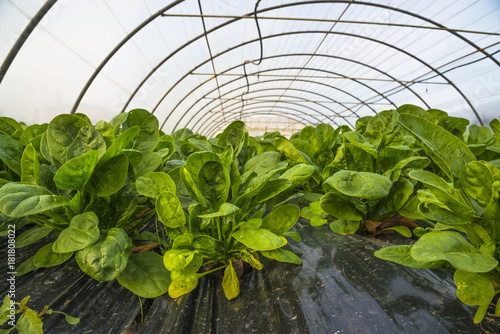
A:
2;218;499;333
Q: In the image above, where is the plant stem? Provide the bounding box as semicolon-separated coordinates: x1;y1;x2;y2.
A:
199;265;227;277
462;224;483;247
217;216;224;241
30;215;64;232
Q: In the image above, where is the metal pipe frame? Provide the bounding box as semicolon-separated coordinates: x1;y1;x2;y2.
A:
185;84;356;134
168;48;435;132
168;74;376;134
191;92;345;135
0;0;58;84
201;104;322;138
152;28;481;128
155;52;406;131
1;1;496;127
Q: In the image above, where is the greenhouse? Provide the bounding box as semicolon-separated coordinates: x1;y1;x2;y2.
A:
0;0;499;333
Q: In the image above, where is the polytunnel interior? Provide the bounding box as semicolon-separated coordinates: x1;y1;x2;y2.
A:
1;0;500;137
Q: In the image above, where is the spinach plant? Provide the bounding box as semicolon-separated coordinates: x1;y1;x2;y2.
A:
0;109;171;298
0;295;79;334
303;108;430;235
375;114;500;323
147;122;312;300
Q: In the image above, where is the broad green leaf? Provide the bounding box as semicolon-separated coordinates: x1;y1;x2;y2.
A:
180;141;201;158
374;245;444;269
419;202;471;225
399;114;476;181
310;215;327;226
66;125;107;161
232;228;286;251
318;126;341;152
474;304;489;324
156;191;185;228
0;183;70;217
274;136;309;166
409;169;475;218
384;177;414;212
217;120;245;157
491;118;500;142
172;128;194;141
367;109;404;147
133;151;162;177
136;172;176;198
20;123;48;146
389;156;430;182
123;109;159;152
65;314;80;325
325;171;392;200
15;226;53;248
198;161;230;211
299;126;317;147
279;164;315;186
411;231;498;272
0;214;27;237
117;252;171;298
0;134;23;175
33;242;73;267
53;212;100;253
343;131;378;157
86;154;128;197
172;233;194;249
441;116;469;138
95;120;115;148
168;253;203;278
222;262;240;300
197;203;239;218
398;104;434;121
235;166;288;208
184;151;221;184
484;181;500;220
254;178;291;204
320;192;364;221
0;295;12;325
290;139;314;159
40;132;53;164
189;204;211;236
54;150;100;191
329;219;360;235
0;116;23;137
261;204;300;235
16;309;43;334
168;278;198;299
377;146;414;172
20;144;39;184
109;113;128;133
454;270;495;305
14;255;37;276
46;114;90;164
98;126;141;164
39;164;57;193
261;248;302;265
75;228;132;281
316;123;335;148
241;250;263;269
461;161;500;209
192;235;227;262
163;249;197;271
381;226;412;237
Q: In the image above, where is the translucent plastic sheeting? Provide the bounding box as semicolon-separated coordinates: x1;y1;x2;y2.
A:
0;0;499;137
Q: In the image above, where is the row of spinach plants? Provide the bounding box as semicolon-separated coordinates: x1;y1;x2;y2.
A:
285;105;500;324
0;104;499;327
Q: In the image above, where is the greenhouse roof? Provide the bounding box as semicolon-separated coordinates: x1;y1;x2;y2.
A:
1;0;499;137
